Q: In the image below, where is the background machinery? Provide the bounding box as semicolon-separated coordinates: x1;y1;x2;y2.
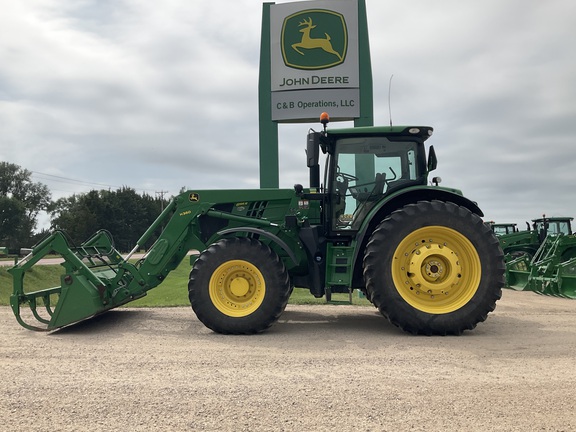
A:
9;115;505;335
497;216;573;261
488;222;518;236
504;216;576;298
506;232;576;299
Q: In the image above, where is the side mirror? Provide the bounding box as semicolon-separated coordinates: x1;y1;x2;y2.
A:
427;145;437;172
306;132;320;168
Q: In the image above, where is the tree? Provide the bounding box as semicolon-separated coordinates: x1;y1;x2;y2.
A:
0;162;51;250
49;187;168;252
48;193;98;246
0;196;26;247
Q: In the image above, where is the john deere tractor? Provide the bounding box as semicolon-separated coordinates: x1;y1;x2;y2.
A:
506;231;576;299
488;222;518;236
8;114;504;335
498;216;573;261
504;215;576;298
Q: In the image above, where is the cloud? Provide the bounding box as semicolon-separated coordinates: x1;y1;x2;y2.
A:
364;0;576;225
1;0;575;231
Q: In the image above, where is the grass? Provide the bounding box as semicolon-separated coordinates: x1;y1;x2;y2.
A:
0;265;63;304
0;259;372;307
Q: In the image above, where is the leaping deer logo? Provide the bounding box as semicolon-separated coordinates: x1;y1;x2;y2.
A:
281;9;347;70
291;17;343;61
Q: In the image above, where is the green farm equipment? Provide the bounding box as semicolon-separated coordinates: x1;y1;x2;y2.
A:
506;233;576;298
8;115;505;335
489;222;518;236
498;216;573;261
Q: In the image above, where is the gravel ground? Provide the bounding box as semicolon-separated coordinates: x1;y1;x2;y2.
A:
1;289;575;432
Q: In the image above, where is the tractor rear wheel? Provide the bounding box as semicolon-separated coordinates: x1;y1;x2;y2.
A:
363;200;504;335
188;237;292;334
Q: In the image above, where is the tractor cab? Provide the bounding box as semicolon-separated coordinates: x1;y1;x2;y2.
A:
306;113;436;234
531;216;573;242
490;223;518;236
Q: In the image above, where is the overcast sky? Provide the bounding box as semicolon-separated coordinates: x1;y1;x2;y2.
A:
1;0;575;231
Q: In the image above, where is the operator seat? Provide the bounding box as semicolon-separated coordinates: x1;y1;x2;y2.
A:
373;173;385;196
350;173;387;229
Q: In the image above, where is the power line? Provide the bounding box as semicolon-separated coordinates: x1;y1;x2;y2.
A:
31;171;155;194
31;171;121;189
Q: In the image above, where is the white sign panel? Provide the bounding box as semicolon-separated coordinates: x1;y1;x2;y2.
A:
272;88;359;122
270;0;359;122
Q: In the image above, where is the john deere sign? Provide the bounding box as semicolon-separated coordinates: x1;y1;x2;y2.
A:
269;0;360;122
258;0;372;187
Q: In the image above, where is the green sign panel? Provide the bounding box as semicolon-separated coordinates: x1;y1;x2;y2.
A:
281;9;348;70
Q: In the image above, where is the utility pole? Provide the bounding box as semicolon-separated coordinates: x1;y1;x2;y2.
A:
155;190;168;211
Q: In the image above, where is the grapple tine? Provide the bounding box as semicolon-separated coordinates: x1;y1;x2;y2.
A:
30;297;51;325
11;295;51;331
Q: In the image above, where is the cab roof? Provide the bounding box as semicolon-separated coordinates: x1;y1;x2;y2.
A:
532;216;574;222
326;125;434;142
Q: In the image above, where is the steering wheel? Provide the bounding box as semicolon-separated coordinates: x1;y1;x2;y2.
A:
336;172;358;183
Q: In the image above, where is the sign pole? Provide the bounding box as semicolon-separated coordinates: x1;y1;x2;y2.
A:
355;0;373;127
258;2;279;188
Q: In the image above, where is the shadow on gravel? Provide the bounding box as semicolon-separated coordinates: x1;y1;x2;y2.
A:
48;309;149;335
273;307;541;339
43;305;542;339
273;308;400;335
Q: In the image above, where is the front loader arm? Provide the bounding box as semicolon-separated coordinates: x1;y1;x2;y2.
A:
7;188;310;331
136;198;295;287
128;196;209;289
7;194;211;331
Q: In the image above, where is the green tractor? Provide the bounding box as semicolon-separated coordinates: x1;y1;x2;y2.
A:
504;216;576;298
498;216;573;261
506;232;576;298
8;114;505;335
488;222;518;236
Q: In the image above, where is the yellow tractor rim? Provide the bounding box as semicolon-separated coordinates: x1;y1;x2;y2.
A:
391;226;482;314
209;260;266;317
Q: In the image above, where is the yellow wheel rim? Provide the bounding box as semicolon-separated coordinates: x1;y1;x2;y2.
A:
209;260;266;317
391;226;481;314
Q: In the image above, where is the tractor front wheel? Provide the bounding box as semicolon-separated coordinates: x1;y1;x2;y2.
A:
363;200;504;335
188;238;292;334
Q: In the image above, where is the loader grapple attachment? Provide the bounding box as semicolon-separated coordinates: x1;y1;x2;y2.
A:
505;234;576;299
8;230;146;331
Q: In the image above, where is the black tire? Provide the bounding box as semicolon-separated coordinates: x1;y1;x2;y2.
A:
188;238;292;334
507;250;533;262
363;200;504;335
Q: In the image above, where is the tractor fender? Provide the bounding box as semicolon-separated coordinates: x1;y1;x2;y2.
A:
349;187;485;287
360;186;484;238
368;186;484;230
216;227;298;265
